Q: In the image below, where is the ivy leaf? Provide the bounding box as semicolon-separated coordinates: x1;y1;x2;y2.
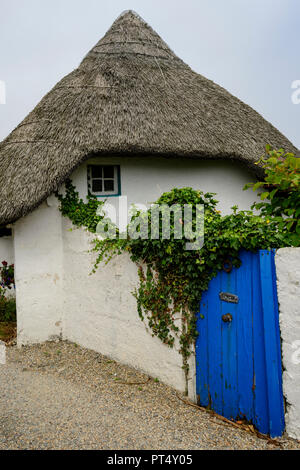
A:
260;192;270;200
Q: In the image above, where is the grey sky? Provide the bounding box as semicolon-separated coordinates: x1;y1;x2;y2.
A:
0;0;299;148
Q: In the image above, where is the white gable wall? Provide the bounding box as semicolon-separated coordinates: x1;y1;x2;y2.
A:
14;198;64;344
0;236;14;265
14;156;258;399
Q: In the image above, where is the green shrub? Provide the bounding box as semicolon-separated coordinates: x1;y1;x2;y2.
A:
244;146;300;246
0;295;16;322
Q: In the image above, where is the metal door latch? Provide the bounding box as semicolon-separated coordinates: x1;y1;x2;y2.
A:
222;313;233;323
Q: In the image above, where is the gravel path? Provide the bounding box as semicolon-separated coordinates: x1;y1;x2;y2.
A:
0;341;299;450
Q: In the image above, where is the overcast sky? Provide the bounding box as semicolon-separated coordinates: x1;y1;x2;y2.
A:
0;0;299;148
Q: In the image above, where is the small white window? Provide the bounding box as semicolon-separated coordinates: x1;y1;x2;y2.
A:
87;165;120;196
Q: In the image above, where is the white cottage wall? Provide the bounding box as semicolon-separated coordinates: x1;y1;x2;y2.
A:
275;248;300;440
0;236;14;264
14;156;257;399
62;219;196;398
71;156;258;214
14;198;64;344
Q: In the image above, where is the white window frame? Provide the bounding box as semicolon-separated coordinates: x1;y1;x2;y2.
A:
87;164;120;197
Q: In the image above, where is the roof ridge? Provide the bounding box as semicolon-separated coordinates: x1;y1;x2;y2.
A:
115;9;145;22
79;9;181;67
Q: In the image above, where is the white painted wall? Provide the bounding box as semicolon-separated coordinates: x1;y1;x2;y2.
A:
14;156;257;399
0;236;14;265
62;218;196;398
275;248;300;440
14;197;63;344
71;156;258;215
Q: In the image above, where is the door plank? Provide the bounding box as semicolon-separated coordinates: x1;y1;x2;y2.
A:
221;268;238;419
236;250;254;421
206;273;223;414
259;250;285;438
196;298;209;406
252;251;269;435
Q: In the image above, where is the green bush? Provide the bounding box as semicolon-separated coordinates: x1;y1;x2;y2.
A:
0;295;16;322
244;146;300;246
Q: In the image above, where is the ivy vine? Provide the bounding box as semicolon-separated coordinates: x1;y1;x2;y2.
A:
57;148;299;395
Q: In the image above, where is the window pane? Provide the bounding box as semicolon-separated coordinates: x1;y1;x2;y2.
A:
104;180;114;192
92;179;102;192
91;166;103;178
103;166;114;178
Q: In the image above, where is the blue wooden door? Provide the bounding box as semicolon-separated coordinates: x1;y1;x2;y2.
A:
196;250;285;437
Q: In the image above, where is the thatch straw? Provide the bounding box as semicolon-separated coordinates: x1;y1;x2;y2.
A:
0;10;297;225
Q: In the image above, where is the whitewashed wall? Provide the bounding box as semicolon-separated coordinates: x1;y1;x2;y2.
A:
71;156;258;215
61;218;196;398
14;156;257;399
14;198;63;344
0;236;14;265
275;248;300;440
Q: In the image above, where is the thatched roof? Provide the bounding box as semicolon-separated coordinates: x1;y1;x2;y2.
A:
0;10;297;225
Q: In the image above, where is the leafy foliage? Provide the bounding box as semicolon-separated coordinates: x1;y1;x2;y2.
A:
0;260;14;290
57;149;298;394
0;261;16;322
0;296;16;322
56;180;105;233
244;146;300;246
